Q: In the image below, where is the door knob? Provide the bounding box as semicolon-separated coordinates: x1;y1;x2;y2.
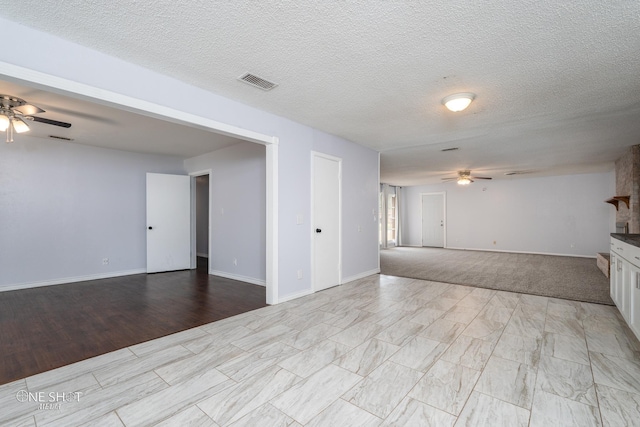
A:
148;226;153;230
316;228;322;233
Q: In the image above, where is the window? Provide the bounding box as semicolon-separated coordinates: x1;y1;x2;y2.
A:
387;193;397;246
379;185;398;248
379;191;384;246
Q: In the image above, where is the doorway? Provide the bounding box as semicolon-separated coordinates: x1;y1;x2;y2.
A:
1;63;279;303
312;152;342;292
195;174;210;270
421;192;446;248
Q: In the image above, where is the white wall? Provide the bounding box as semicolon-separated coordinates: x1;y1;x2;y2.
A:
401;172;615;257
195;175;209;257
0;136;185;290
185;142;266;284
0;17;380;300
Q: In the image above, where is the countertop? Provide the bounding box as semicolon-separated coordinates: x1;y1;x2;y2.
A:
611;233;640;248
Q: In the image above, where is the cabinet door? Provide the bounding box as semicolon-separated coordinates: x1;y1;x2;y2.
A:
621;258;631;321
629;264;640;337
610;254;618;303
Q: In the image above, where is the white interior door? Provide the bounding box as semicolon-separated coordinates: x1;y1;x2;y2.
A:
313;153;341;292
422;193;445;247
147;173;191;273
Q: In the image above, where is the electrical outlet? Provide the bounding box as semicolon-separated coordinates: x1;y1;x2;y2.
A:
233;258;238;266
102;258;109;265
570;243;575;248
358;225;362;232
493;241;496;245
297;270;303;279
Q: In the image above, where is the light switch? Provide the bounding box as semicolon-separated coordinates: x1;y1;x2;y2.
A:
296;214;304;225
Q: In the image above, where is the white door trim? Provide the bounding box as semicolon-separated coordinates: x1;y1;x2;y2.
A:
420;192;447;248
0;62;281;304
310;151;342;292
377;153;380;271
189;169;213;271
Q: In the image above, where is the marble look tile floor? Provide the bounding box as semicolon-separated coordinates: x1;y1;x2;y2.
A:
3;274;640;426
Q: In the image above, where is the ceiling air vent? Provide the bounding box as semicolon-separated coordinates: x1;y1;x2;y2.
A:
441;147;459;152
504;170;535;176
49;135;74;141
238;73;278;91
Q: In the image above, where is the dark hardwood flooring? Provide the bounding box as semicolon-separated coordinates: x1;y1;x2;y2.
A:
0;258;266;385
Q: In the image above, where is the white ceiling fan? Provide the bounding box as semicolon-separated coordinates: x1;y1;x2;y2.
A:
441;170;493;185
0;95;72;143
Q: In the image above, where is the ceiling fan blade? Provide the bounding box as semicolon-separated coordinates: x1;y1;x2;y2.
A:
14;104;45;115
441;178;457;181
471;176;492;180
30;116;72;128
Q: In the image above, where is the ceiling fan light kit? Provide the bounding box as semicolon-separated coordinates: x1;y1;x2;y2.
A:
12;117;30;133
0;114;9;131
0;94;71;143
442;92;475;112
441;170;493;185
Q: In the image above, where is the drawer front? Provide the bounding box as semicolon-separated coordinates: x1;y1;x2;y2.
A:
612;238;640;267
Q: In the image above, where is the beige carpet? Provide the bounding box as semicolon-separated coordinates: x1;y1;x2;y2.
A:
380;247;613;305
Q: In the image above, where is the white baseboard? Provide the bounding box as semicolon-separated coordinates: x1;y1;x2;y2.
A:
445;246;597;259
270;268;381;304
277;288;314;304
0;269;147;292
209;270;266;287
196;253;209;258
342;268;381;284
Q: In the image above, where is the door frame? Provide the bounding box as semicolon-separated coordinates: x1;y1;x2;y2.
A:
189;169;213;271
420;192;447;248
310;151;342;292
0;63;280;304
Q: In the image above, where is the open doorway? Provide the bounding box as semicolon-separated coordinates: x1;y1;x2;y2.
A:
195;174;210;271
190;170;213;272
1;64;279;304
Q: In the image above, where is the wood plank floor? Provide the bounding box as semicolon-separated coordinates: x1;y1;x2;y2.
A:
0;258;266;385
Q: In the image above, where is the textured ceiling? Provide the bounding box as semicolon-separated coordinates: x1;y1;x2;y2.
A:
1;1;639;184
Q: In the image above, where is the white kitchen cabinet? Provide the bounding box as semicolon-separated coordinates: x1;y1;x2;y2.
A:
610;252;617;302
620;258;631;321
610;252;620;306
610;235;640;340
629;263;640;338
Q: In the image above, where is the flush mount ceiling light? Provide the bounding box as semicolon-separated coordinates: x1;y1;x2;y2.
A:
442;92;475;112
